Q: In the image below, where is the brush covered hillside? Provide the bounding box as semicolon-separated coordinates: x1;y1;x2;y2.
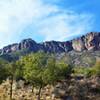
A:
0;32;100;67
0;32;100;100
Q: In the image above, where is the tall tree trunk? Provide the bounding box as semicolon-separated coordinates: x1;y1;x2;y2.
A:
9;76;13;100
37;84;42;100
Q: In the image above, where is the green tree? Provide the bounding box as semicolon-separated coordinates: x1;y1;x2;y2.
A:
23;52;47;100
6;62;20;100
0;58;8;83
22;52;72;100
15;60;24;80
43;57;57;85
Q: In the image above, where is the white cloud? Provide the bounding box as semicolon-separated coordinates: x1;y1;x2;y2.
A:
37;12;94;41
0;0;94;48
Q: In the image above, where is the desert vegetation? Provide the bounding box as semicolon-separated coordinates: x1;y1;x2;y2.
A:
0;52;100;100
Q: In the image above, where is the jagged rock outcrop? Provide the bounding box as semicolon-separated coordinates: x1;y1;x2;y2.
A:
18;38;39;51
0;39;73;55
1;44;19;54
42;41;72;53
72;32;100;51
0;32;100;55
85;32;100;50
72;38;85;51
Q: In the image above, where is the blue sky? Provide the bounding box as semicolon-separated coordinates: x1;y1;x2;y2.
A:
0;0;100;48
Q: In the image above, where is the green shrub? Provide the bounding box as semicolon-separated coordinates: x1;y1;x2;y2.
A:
73;67;96;77
93;61;100;76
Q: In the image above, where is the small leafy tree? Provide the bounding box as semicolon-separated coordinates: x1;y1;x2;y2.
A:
0;58;8;83
22;52;72;100
15;60;25;80
23;52;47;99
43;57;57;85
6;62;19;100
56;60;72;78
43;56;71;84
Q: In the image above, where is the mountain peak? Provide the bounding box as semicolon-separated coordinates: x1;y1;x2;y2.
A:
0;32;100;55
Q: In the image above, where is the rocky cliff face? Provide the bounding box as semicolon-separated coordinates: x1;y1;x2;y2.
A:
72;32;100;51
0;32;100;55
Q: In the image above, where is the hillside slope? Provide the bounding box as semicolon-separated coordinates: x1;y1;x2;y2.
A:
0;32;100;67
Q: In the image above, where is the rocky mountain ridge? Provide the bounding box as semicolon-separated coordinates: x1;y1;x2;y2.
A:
0;32;100;55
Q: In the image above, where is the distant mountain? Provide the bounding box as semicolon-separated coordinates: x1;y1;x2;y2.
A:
0;32;100;54
0;32;100;67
